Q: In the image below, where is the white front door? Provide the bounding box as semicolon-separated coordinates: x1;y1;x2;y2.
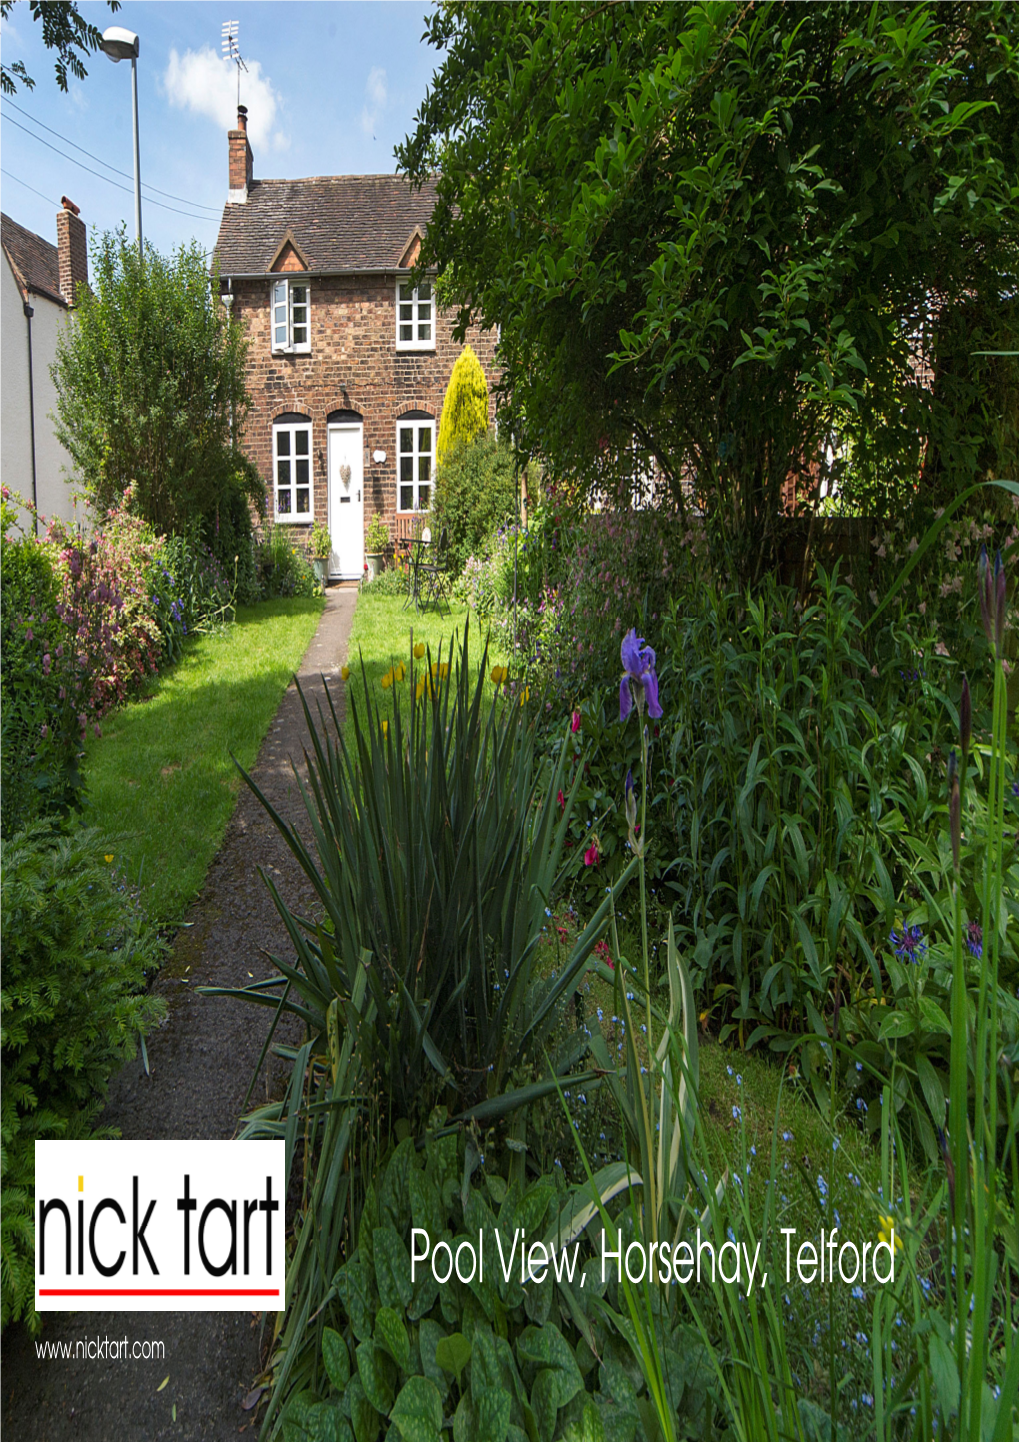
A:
327;424;364;579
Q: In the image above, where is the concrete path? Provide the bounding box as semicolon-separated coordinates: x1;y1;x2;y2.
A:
2;586;358;1441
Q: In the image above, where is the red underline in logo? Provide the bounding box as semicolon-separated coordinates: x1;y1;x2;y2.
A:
38;1288;281;1297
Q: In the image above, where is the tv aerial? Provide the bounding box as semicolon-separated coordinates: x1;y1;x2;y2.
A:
221;21;248;108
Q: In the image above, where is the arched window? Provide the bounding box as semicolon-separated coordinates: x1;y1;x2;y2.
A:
272;414;312;522
396;411;434;513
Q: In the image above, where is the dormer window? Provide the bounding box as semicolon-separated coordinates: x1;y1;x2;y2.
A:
271;279;310;354
396;279;433;351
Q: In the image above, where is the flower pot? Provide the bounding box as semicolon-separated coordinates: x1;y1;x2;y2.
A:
312;557;329;583
365;552;385;582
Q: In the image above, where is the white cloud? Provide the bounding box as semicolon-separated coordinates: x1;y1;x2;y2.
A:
162;46;288;153
360;66;387;137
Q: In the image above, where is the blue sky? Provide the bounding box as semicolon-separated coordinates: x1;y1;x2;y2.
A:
1;1;444;257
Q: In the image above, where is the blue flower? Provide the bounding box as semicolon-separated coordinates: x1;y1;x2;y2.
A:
965;921;983;959
889;923;927;963
851;1285;864;1301
619;629;662;722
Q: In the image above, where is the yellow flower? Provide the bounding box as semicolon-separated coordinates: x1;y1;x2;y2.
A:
381;671;393;690
877;1216;903;1253
381;720;389;737
393;663;406;682
415;678;426;701
519;686;530;707
413;642;425;660
438;662;449;680
104;854;114;864
491;665;508;684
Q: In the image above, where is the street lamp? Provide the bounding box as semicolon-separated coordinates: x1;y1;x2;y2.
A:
100;26;142;255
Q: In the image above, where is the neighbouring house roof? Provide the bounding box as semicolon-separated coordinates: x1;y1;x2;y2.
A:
213;175;440;277
0;212;66;307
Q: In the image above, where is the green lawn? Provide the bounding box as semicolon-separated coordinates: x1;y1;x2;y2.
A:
80;598;323;925
341;586;510;741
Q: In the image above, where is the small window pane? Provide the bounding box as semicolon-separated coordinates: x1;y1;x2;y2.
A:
399;302;413;322
400;427;413;453
400;485;413;511
419;485;430;510
277;460;290;486
399;324;412;341
296;488;309;513
399;282;413;302
295;458;309;484
400;456;413;483
292;324;307;345
419;455;431;483
418;427;431;453
277;489;292;515
292;285;307;306
418;283;431;301
277;431;291;456
418;321;431;342
295;430;309;455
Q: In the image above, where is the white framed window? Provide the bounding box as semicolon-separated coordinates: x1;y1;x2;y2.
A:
273;418;313;522
397;417;434;512
270;278;311;353
395;279;433;350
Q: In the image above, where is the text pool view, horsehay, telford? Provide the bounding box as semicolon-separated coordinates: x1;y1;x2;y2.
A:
0;3;1017;1440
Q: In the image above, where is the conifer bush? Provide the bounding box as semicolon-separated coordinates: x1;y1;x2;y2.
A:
436;343;489;467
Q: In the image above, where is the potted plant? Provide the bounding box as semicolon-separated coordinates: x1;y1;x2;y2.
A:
309;521;332;584
364;513;389;582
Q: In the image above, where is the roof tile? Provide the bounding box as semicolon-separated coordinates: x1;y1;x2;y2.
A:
213;175;439;276
1;212;66;307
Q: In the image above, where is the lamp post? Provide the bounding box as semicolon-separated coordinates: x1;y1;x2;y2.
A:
100;26;142;255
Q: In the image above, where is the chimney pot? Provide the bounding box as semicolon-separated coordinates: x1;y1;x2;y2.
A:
61;196;81;216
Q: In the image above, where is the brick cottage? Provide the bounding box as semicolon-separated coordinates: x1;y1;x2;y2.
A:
213;106;497;580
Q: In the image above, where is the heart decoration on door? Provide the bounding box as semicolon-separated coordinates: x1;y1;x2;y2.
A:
339;463;352;487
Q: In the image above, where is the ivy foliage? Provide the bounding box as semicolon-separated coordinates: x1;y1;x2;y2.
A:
398;1;1018;580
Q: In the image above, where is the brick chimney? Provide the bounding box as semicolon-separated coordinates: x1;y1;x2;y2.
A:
56;196;87;305
228;105;254;203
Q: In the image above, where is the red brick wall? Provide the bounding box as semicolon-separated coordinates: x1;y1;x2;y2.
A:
230;272;498;547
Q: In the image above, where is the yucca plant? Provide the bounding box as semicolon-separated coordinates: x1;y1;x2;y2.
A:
205;624;635;1432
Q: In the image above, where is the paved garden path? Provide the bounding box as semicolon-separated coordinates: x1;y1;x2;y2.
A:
2;586;358;1442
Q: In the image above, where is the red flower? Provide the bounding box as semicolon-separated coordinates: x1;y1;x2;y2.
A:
583;841;600;867
557;789;566;809
571;710;581;733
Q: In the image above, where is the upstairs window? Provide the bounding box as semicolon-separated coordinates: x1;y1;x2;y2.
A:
397;417;433;512
396;279;433;350
271;279;310;354
273;417;312;523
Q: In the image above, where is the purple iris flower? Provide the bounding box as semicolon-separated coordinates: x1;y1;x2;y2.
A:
619;629;662;722
889;924;927;963
965;921;983;960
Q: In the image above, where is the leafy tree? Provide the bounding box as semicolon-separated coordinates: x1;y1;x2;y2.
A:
436;343;489;466
0;0;120;95
398;2;1018;580
52;230;262;540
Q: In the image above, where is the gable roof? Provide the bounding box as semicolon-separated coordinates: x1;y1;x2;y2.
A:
1;212;66;307
214;175;439;277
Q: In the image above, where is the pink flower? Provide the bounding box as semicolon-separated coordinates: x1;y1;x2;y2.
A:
583;841;600;867
570;710;581;733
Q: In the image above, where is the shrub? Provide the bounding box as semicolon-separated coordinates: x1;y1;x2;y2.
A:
0;821;166;1331
260;526;320;599
0;499;82;835
436;343;488;467
52;229;261;541
433;432;518;574
365;513;390;553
